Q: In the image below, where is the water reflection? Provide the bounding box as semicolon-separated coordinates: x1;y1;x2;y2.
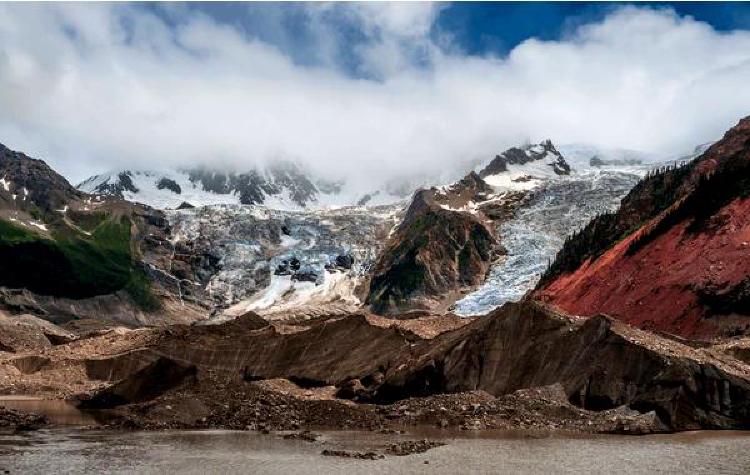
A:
0;396;107;426
1;428;749;474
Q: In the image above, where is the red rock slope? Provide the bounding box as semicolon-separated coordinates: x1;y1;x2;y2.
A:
536;117;750;339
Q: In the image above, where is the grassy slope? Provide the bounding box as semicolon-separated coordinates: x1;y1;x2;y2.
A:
0;216;159;310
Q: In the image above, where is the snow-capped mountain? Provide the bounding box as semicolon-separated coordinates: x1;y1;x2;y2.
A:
477;140;571;191
78;163;412;210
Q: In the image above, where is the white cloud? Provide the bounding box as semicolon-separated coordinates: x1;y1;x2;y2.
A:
0;4;749;185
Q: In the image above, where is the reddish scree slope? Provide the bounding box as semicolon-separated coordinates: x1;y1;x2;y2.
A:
537;117;750;339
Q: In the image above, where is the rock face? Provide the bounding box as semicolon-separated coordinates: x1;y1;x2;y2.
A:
76;301;750;431
536;116;750;339
0;143;84;215
187;163;317;207
366;174;500;315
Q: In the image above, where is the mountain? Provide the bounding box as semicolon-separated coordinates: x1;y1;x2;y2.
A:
478;140;570;190
78;164;413;210
453;166;643;316
365;172;505;315
536;117;750;339
0;143;206;327
366;141;582;315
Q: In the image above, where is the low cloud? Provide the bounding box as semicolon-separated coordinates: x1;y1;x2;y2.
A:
1;4;749;184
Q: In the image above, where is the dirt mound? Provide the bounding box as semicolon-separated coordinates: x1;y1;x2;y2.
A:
0;311;74;353
79;357;197;409
71;301;750;432
374;302;750;430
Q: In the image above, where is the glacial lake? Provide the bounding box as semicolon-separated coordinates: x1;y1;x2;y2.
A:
2;398;750;474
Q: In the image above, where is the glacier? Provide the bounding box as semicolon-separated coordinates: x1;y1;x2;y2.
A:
452;168;646;316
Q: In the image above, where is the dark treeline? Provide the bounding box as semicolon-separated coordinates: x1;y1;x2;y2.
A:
538;160;695;287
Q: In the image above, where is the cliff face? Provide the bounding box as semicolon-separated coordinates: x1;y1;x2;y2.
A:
366;174;499;315
536;117;750;339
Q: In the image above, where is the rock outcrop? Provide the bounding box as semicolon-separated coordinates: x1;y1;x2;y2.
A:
366;176;499;315
479;140;570;178
536;116;750;339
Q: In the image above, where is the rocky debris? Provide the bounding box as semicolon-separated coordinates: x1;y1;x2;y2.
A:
386;439;444;456
94;372;675;436
321;449;384;460
34;300;746;433
375;302;750;431
283;430;320;442
713;338;750;365
321;438;442;460
538;116;750;338
0;406;47;432
0;313;56;353
79;357;197;409
176;201;194;210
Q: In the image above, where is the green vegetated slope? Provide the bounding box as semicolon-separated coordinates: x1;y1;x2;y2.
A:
0;215;158;309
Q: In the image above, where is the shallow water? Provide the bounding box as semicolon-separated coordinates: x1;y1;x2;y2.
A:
1;428;750;474
0;396;105;426
2;398;749;474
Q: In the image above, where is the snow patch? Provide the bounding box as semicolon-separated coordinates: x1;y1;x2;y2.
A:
28;221;48;231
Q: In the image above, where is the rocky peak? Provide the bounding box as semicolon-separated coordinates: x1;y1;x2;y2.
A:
0;143;83;213
480;139;571;178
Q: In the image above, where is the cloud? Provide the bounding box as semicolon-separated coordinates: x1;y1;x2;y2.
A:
0;4;749;185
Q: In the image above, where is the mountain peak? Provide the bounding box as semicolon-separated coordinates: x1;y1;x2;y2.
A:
479;140;570;179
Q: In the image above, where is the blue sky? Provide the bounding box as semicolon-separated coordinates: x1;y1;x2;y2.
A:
2;3;750;182
436;2;750;55
172;2;750;71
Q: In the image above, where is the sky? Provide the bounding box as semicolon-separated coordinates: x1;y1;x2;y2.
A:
1;2;750;185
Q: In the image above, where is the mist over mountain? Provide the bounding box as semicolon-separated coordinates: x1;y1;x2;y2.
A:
1;4;749;186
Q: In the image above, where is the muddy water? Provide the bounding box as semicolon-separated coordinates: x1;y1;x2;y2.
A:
1;428;750;474
0;396;108;426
